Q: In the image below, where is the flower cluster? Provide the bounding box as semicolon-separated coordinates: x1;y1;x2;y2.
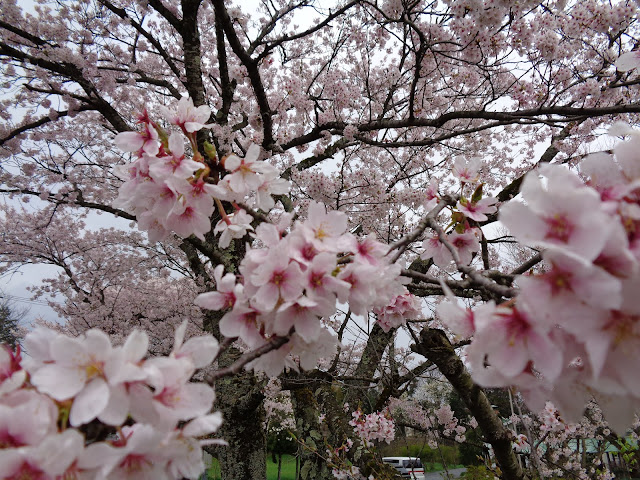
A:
114;96;420;377
113;101;217;242
421;168;497;270
209;143;290;212
512;432;529;453
196;204;417;376
113;97;289;243
438;126;640;433
0;322;222;479
348;409;395;447
389;398;471;447
373;292;422;332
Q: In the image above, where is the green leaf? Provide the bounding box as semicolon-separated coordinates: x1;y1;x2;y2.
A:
472;183;484;203
451;211;465;224
309;430;322;441
204;141;217;162
300;462;312;480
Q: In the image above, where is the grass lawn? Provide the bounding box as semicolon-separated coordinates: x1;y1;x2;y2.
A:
206;455;298;480
424;462;466;472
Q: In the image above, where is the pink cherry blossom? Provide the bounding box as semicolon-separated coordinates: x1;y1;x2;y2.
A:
251;242;304;311
114;120;160;157
456;196;498;222
161;96;212;133
499;166;613;261
213;209;254;248
194;265;242;311
374;290;422;332
452;157;482;183
298;201;348;251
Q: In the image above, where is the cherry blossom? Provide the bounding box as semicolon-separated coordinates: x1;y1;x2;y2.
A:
5;2;640;478
214;209;254;248
160;96;213;133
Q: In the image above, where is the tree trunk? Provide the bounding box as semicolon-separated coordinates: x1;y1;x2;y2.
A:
277;454;282;480
210;345;268;480
290;385;333;480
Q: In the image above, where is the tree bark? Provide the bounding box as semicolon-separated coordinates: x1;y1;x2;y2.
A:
412;327;529;480
290;385;332;480
211;345;268;480
203;309;268;480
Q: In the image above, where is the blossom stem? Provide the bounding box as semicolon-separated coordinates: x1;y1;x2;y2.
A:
215;197;232;225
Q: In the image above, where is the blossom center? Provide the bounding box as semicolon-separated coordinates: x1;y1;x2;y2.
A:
271;271;285;286
84;360;104;380
121;454;151;473
604;311;640;349
544;214;573;242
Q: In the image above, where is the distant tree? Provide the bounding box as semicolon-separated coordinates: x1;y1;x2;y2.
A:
0;293;27;348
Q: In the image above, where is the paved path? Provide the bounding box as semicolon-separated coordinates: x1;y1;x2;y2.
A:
423;467;467;480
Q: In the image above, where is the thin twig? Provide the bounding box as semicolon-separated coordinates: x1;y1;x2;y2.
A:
510;253;542;275
211;335;237;364
387;197;452;263
205;335;290;383
426;217;517;298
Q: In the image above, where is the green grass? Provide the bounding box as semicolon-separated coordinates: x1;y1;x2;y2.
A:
424;462;466;472
206;455;298;480
206;455;462;479
267;455;298;480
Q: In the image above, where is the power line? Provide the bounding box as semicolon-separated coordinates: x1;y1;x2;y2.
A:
1;293;54;307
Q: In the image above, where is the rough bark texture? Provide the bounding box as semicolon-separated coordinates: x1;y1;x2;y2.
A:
290;385;332;480
212;345;268;480
412;327;529;480
203;308;268;480
344;323;394;406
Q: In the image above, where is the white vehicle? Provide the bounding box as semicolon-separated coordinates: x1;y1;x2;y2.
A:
382;457;425;479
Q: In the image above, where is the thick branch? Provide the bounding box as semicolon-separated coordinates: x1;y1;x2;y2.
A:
212;0;275;150
412;327;528;480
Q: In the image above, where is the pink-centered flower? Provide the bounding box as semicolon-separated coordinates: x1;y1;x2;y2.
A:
347;233;388;265
374;291;422;332
149;132;203;181
500;166;613;261
165;203;212;241
456;197;498;222
469;303;564;382
114;121;160;157
449;229;481;265
161;96;212;133
304;252;351;304
219;302;268;348
452;157;482;183
421;234;453;268
274;295;322;342
517;248;621;334
251;242;304;311
195;265;242;311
